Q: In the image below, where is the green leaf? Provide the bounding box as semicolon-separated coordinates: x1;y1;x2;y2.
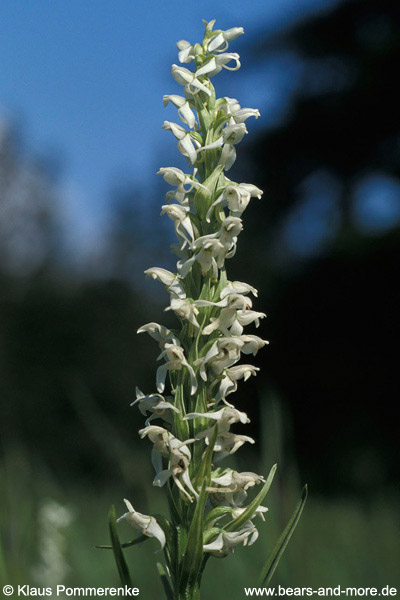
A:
108;505;133;587
257;485;308;587
152;513;175;575
195;337;217;359
214;266;228;299
166;479;182;526
224;464;277;533
176;524;188;567
152;513;174;542
204;506;234;529
174;382;190;440
157;562;174;600
194;424;218;489
197;553;211;588
179;480;207;593
95;533;147;550
203;19;217;37
194;165;223;219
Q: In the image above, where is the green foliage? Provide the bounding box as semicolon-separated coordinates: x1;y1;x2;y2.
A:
257;485;308;586
0;446;399;597
108;506;132;587
179;481;208;597
0;529;8;586
157;562;174;600
194;425;218;489
95;534;147;550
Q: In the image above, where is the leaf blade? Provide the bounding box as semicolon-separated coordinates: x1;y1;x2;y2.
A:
95;533;147;550
157;562;174;600
257;485;308;587
194;424;218;489
108;505;133;587
179;480;207;593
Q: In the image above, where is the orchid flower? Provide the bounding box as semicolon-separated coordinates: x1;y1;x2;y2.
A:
156;342;197;395
219;142;237;171
206;182;263;221
184;406;249;429
221;97;261;123
162;121;198;164
223;122;247;145
206;26;244;53
184;407;253;461
208;469;266;506
153;442;198;502
160;203;195;249
210;431;256;462
196;337;243;381
144;267;186;299
180;217;242;279
220;281;259;297
203;521;258;556
163;94;196;129
131;388;179;425
195;291;251;335
232;504;269;521
157;167;206;196
165;297;200;329
231;107;261;123
238;334;269;355
176;40;197;64
216;364;260;401
187;427;256;462
179;237;226;279
117;499;166;550
139;426;197;501
233;309;267;334
171;64;211;96
137;322;179;348
195;52;241;78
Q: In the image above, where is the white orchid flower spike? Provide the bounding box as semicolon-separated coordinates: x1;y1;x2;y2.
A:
111;20;303;600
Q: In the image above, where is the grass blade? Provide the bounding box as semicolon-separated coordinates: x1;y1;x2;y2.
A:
0;531;8;585
257;485;308;586
157;562;174;600
95;533;147;549
109;505;133;586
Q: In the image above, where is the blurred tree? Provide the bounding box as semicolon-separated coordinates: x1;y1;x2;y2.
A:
104;182;173;286
0;118;57;278
0;118;160;486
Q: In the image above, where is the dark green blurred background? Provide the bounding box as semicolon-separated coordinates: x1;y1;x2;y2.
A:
1;0;399;596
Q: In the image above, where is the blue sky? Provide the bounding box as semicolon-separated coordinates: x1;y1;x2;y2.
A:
0;0;337;256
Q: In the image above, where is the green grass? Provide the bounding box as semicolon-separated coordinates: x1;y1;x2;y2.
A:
1;397;399;598
1;447;398;599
